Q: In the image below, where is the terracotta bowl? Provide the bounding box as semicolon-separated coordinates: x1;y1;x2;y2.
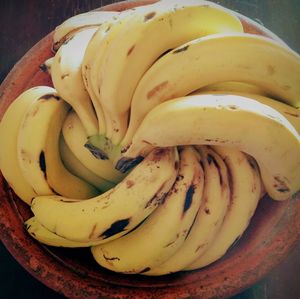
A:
0;1;299;298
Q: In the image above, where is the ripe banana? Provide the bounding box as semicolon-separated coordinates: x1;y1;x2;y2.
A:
17;92;98;199
53;10;118;51
59;135;115;192
31;147;178;243
51;27;99;136
25;217;103;248
120;94;300;201
194;90;300;134
144;146;230;276
62;110;125;184
0;86;56;204
185;145;262;270
82;13;131;137
94;0;243;145
91;146;204;274
123;32;300;149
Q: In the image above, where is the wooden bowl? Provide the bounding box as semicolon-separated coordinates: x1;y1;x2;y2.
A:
0;1;299;298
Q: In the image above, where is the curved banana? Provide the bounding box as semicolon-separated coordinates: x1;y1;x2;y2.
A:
59;135;115;192
120;94;300;201
123;32;300;149
82;13;131;137
91;146;204;274
25;217;103;248
31;147;178;243
194;90;300;134
144;146;230;276
0;86;56;204
51;27;99;136
185;145;262;270
53;11;118;51
94;0;243;145
62;110;125;184
17;92;98;199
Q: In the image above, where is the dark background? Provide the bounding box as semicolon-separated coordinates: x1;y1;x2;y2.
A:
0;0;299;298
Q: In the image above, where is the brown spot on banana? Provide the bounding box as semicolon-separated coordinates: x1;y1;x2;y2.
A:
89;224;97;239
183;185;195;213
139;267;151;274
61;73;70;80
144;11;156;22
147;81;169;99
39;151;46;178
273;176;290;193
103;254;120;262
267;65;276;75
100;218;131;239
127;45;135;56
173;45;189;54
126;180;135;188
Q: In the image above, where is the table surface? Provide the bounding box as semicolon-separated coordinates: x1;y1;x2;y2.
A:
0;0;299;298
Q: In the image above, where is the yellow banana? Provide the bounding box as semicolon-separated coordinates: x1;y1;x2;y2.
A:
91;146;204;274
17;92;98;199
0;86;56;204
194;89;300;134
25;217;103;248
123;32;300;149
62;110;125;184
120;94;300;201
59;135;115;192
185;145;262;270
144;146;230;276
51;27;99;136
53;11;118;51
31;147;178;243
94;0;243;145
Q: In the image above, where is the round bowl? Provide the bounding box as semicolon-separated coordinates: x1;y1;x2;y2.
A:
0;1;299;298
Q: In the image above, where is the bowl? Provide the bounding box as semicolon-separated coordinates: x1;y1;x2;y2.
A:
0;1;299;298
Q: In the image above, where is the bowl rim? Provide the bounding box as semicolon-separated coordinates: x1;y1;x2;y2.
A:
0;1;299;298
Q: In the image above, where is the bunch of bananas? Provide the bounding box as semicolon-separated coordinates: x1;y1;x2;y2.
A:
0;0;300;276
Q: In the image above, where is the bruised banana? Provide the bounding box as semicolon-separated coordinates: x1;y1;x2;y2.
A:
17;92;98;199
144;146;230;276
91;146;204;274
31;147;178;243
53;10;118;51
62;110;125;184
123;33;300;148
59;136;115;192
186;146;262;270
51;27;99;136
0;86;55;204
25;217;103;248
120;94;300;201
194;89;300;134
93;0;243;145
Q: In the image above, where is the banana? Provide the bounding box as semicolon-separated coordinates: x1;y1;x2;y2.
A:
194;90;300;134
144;146;230;276
53;11;118;51
62;110;125;184
122;32;300;149
59;135;115;192
51;27;99;136
94;0;243;146
0;86;56;204
120;94;300;201
25;217;103;248
185;145;262;270
31;147;178;243
82;13;131;137
17;92;98;199
91;146;204;274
